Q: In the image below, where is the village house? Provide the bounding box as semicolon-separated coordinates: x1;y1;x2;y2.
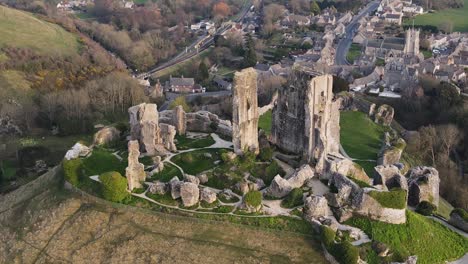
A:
213;76;232;90
166;76;204;93
384;13;402;25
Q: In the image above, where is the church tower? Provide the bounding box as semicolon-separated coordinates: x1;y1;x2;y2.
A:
404;28;420;56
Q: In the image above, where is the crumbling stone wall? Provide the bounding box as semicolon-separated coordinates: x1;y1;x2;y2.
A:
232;68;259;155
125;140;146;191
128;103;176;155
272;71;341;173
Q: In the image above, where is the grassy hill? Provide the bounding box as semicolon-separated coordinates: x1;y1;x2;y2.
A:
405;0;468;32
0;5;80;56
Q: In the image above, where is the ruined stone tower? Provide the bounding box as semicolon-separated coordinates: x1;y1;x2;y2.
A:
404;28;420;56
128;103;177;155
272;71;341;173
232;68;259;155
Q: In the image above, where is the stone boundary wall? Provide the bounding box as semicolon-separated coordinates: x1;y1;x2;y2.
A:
0;166;63;213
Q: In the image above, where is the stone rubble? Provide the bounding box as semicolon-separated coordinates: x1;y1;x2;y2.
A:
93;126;120;146
150;156;164;175
169;176;182;199
180;182;200;207
304;195;330;220
200;188;217;204
64;143;91;160
149;181;167;195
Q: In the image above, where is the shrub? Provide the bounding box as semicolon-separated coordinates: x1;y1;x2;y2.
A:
238;150;256;171
321;226;336;247
281;188;304;208
244;191;262;208
321;226;359;264
265;161;282;178
258;146;274;161
451;208;468;222
169;96;191;112
368;188;407;209
99;171;129;202
415;201;437;216
63;158;83;186
333;240;359;264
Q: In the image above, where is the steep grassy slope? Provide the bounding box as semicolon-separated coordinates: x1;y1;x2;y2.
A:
0;171;327;263
0;5;80;56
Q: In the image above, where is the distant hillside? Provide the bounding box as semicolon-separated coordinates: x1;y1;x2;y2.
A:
0;5;80;56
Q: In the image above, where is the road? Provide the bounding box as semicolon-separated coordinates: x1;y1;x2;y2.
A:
335;1;380;65
137;0;252;79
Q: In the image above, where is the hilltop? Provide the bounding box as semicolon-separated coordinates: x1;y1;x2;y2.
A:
0;5;80;56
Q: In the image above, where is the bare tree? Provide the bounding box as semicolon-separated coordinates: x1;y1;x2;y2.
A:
419;125;437;165
437;124;462;161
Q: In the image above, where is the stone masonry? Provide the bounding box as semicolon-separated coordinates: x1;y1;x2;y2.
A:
128;103;177;155
232;68;259;155
125;140;146;191
272;71;341;174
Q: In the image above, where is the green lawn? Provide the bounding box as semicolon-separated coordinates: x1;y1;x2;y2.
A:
175;134;215;150
82;148;127;176
258;110;272;135
340;111;385;160
171;148;225;175
346;211;468;264
346;44;362;64
421;49;433;59
150;162;182;182
0;5;80;56
405;0;468;32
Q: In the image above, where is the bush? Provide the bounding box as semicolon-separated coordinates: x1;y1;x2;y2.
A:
321;226;336;247
99;171;129;202
451;208;468;222
281;188;304;208
368;188;407;209
264;161;282;183
321;226;359;264
244;191;262;208
416;201;437;216
169;96;191;112
333;240;359;264
63;158;83;186
258;146;274;161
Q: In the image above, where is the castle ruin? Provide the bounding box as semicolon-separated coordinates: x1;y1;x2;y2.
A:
272;71;341;173
232;68;259;155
